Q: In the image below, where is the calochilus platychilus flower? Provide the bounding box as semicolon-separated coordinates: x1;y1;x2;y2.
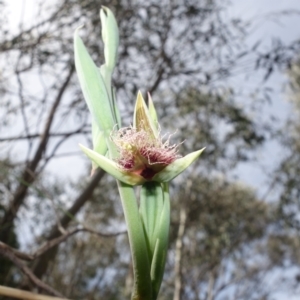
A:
80;91;205;185
75;7;206;300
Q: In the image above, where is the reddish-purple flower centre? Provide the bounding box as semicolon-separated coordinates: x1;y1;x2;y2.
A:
111;126;181;179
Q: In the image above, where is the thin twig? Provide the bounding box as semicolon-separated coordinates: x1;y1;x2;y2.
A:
0;129;89;142
0;227;126;262
0;242;34;261
31;169;106;279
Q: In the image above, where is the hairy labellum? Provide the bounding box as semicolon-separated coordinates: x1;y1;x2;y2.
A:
111;127;181;179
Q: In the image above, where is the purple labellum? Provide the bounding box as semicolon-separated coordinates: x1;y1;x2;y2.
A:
111;126;181;180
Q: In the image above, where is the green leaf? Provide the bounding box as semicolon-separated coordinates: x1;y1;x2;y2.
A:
91;119;107;174
98;6;119;127
139;182;164;256
139;183;170;299
99;65;119;126
153;148;205;182
100;6;119;71
74;28;115;135
150;183;170;299
112;87;122;127
117;181;152;300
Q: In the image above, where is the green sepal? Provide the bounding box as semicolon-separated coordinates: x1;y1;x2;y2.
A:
79;144;146;185
74;27;114;135
153;148;205;182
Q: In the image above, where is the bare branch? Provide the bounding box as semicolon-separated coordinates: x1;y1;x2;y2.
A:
0;243;64;297
0;227;125;263
0;64;75;244
33;227;125;259
0;242;34;261
31;169;106;279
0;129;89;142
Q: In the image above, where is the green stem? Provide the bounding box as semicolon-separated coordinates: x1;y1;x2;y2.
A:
151;182;170;299
117;181;152;300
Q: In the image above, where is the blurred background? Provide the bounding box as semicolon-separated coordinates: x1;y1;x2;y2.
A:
1;0;300;299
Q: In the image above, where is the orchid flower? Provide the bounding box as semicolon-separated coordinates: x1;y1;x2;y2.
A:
74;6;204;300
79;91;204;185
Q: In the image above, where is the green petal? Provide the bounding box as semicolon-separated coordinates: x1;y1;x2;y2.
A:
152;148;205;182
79;144;145;185
133;91;159;138
74;28;114;135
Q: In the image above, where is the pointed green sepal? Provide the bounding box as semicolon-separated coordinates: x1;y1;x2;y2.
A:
134;91;159;138
153;148;205;182
74;27;114;134
79;144;146;185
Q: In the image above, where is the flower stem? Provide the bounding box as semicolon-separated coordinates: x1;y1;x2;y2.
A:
117;181;152;300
